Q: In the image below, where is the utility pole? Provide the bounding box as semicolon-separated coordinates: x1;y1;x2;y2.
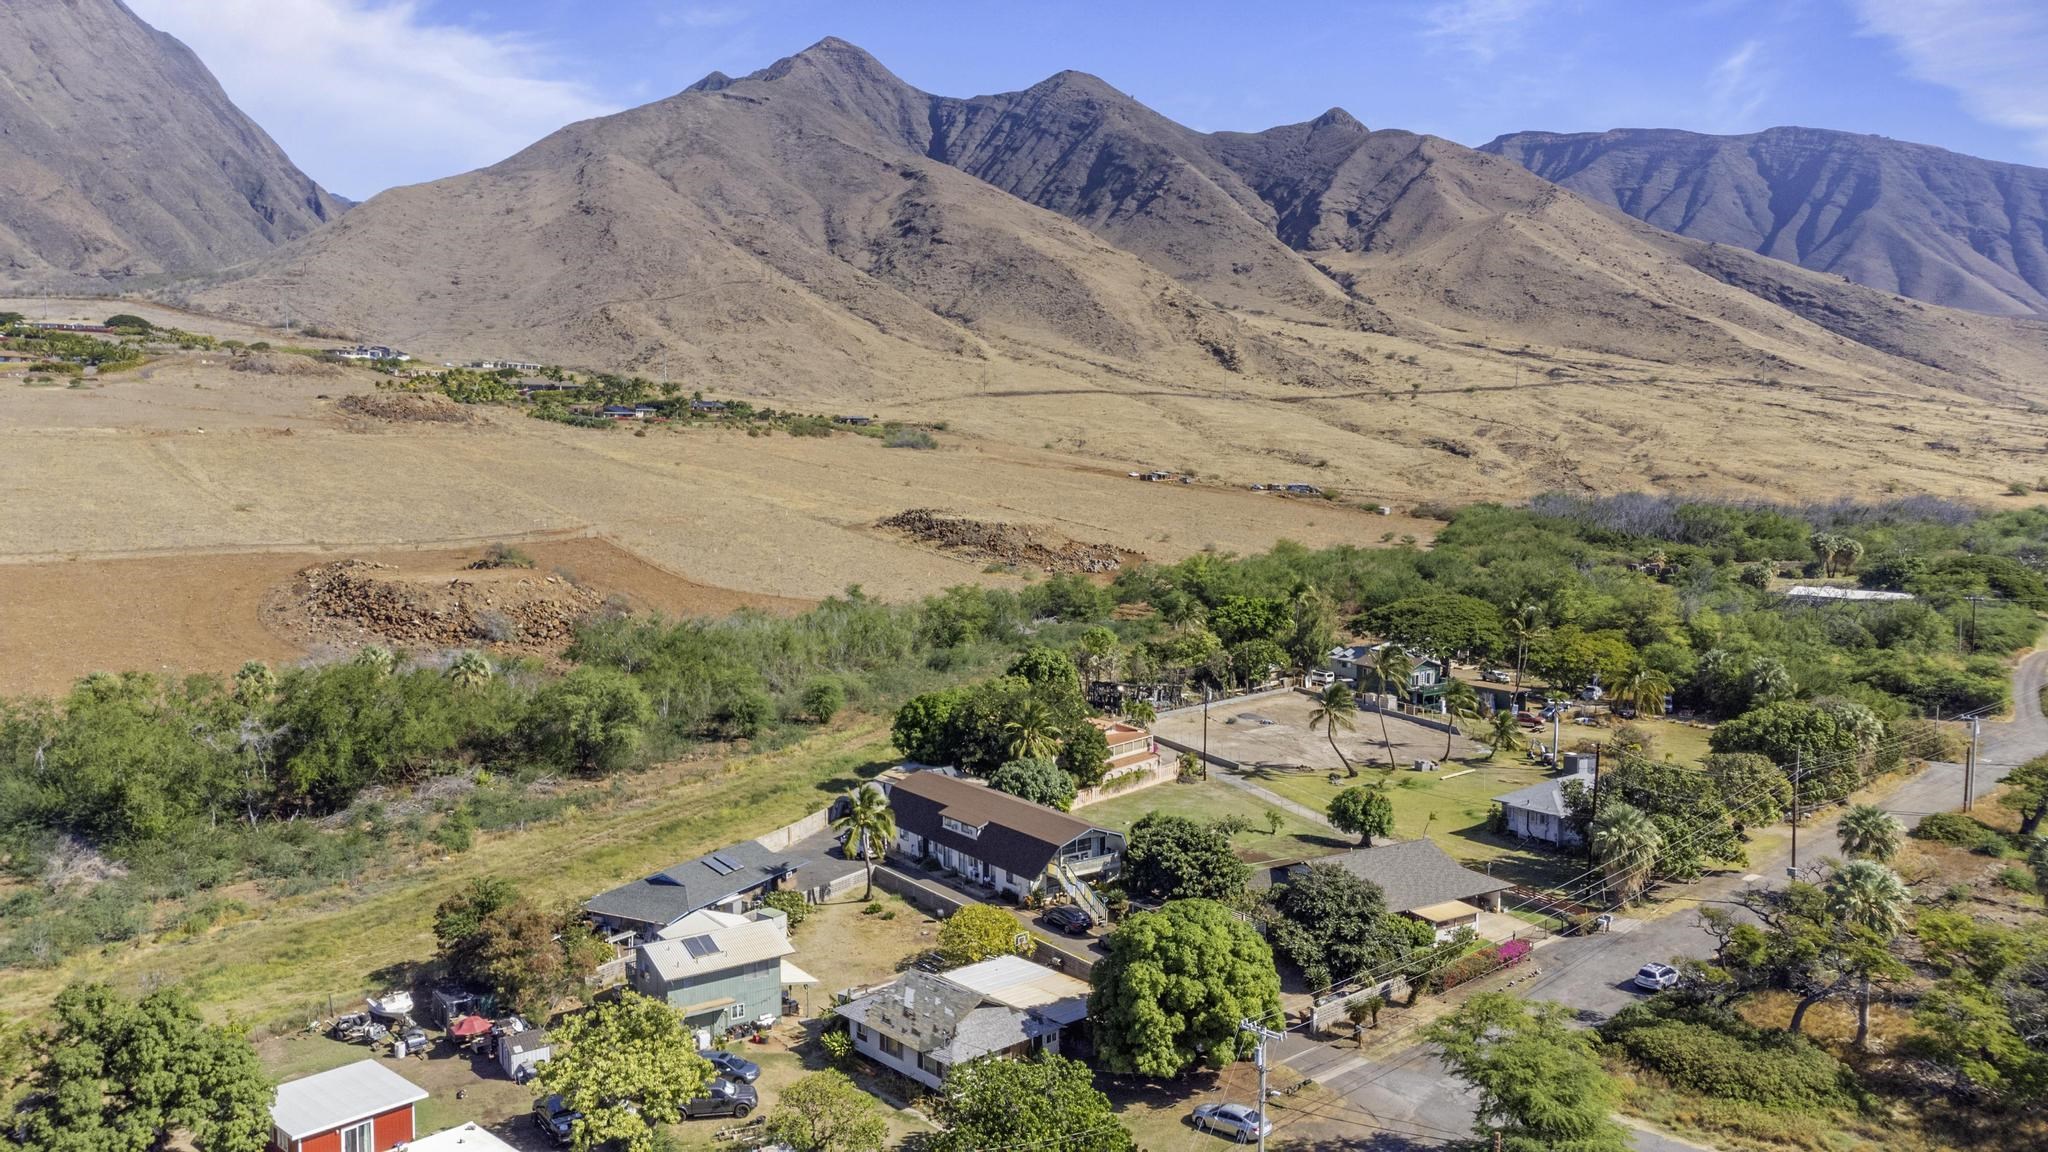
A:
1965;716;1981;811
1239;1018;1285;1152
1789;752;1801;880
1201;686;1210;774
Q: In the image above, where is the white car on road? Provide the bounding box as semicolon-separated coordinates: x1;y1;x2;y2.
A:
1632;962;1681;992
1191;1103;1272;1143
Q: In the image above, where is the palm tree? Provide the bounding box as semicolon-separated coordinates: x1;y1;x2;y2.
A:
1308;683;1359;777
1592;803;1664;904
1486;711;1525;761
447;650;494;691
1004;699;1062;761
1616;663;1674;719
1504;605;1545;698
833;783;897;900
1440;679;1481;761
1371;648;1415;772
1826;859;1912;1050
354;644;396;677
1123;699;1157;729
1837;804;1903;863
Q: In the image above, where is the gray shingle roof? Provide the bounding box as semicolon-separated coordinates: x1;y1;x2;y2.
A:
584;840;806;930
1266;839;1511;914
839;970;1058;1066
1492;772;1595;819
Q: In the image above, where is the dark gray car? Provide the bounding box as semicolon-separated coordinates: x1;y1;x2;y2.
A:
699;1048;761;1084
681;1078;758;1120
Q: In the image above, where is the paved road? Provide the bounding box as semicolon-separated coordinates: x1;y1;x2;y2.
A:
1279;652;2048;1148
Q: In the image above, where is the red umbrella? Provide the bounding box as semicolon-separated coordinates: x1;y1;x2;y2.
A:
448;1014;492;1039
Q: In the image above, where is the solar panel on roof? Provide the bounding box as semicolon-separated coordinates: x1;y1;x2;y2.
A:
680;934;721;959
710;851;746;874
703;854;737;876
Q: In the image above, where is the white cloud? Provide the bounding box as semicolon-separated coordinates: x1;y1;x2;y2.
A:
1855;0;2048;157
124;0;617;199
666;5;750;29
1706;39;1770;129
1420;0;1546;61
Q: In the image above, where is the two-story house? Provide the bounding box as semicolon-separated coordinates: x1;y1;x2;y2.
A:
1088;717;1160;782
882;771;1124;900
628;907;817;1031
838;955;1090;1089
1328;643;1451;708
268;1060;426;1152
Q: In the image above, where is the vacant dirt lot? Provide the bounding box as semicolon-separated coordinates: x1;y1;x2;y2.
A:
0;535;808;696
1155;689;1482;774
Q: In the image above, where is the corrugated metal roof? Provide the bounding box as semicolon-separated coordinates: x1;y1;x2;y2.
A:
636;918;793;984
941;955;1090;1024
407;1125;520;1152
1493;772;1595;819
270;1060;426;1140
1409;900;1482;923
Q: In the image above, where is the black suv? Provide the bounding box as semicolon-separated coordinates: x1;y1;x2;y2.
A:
532;1095;581;1146
681;1078;758;1120
1043;904;1095;934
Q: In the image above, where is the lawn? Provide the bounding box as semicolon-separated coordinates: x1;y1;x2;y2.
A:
1607;716;1716;765
3;723;900;1025
1079;778;1347;863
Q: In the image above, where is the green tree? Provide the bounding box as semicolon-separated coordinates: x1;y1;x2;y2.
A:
927;1055;1134;1152
1266;861;1432;990
1370;648;1414;771
527;666;652;775
1702;753;1792;827
892;687;967;765
1006;647;1083;701
1486;710;1526;761
938;903;1031;966
1210;595;1292;647
1004;697;1064;761
434;876;521;962
1592;802;1663;903
2031;836;2048;895
1346;994;1386;1045
232;659;276;706
1306;682;1359;776
534;993;715;1152
1425;993;1628;1152
1121;812;1250;901
1615;662;1673;719
1090;900;1283;1077
1366;593;1506;663
1123;698;1158;728
1708;700;1868;804
987;756;1076;811
1057;720;1112;788
1827;859;1912;1050
832;783;896;900
1531;626;1635;695
762;1070;888;1152
1285;586;1339;672
1999;753;2048;837
1327;785;1395;847
800;677;846;723
1837;804;1903;863
17;983;275;1152
473;902;612;1020
1439;678;1481;760
1704;881;1910;1039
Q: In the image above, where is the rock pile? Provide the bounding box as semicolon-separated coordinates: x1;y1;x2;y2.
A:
274;559;601;651
878;508;1128;573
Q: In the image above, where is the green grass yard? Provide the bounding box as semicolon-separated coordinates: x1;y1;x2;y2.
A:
1079;778;1347;863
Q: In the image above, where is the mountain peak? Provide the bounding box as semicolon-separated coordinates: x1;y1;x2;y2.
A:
1311;107;1363;131
686;69;734;93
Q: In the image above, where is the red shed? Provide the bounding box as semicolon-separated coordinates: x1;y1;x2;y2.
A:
269;1060;427;1152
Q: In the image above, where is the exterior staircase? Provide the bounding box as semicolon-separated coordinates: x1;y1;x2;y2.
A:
1050;860;1111;925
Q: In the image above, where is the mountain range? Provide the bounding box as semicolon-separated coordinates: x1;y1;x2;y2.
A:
0;0;343;284
1485;126;2048;318
8;9;2048;498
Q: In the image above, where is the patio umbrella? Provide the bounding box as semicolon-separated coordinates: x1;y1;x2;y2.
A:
448;1014;492;1039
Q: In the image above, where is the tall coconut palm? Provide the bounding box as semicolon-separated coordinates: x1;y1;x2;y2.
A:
1004;699;1062;761
1592;802;1664;904
1826;859;1912;1049
1486;711;1525;761
1440;678;1482;761
1308;682;1359;777
447;650;494;691
1504;605;1545;697
1616;663;1674;719
1371;648;1415;773
832;782;897;900
1836;804;1903;863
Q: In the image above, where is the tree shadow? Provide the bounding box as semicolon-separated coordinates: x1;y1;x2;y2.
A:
813;757;900;797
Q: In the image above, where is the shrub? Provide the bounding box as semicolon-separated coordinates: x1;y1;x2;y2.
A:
1912;811;2008;853
819;1028;854;1066
1601;1002;1859;1112
475;543;536;569
784;415;834;437
799;677;846;724
884;425;938;450
1996;866;2036;893
763;889;811;927
1435;945;1500;991
863;902;882;916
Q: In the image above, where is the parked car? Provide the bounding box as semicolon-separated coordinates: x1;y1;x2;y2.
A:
1305;670;1335;687
1481;668;1513;683
1191;1103;1271;1143
1043;905;1095;934
532;1095;581;1146
681;1079;758;1120
700;1049;762;1084
1515;712;1541;728
1633;962;1681;992
1614;705;1639;719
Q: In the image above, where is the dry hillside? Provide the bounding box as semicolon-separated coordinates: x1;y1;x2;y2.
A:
0;0;343;285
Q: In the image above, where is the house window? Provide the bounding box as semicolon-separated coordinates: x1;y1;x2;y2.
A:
941;816;982;839
341;1120;374;1152
854;1025;869;1042
880;1034;904;1058
918;1053;944;1077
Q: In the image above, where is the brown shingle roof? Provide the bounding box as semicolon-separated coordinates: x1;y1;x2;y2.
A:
885;771;1110;878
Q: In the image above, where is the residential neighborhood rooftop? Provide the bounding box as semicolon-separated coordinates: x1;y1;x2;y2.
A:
1260;839;1511;914
584;839;805;929
885;770;1111;878
939;954;1091;1025
269;1059;427;1141
1492;771;1596;819
406;1124;521;1152
637;917;794;984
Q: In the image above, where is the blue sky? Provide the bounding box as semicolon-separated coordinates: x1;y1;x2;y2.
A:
127;0;2048;201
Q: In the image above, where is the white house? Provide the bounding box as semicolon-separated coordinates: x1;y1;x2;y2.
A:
1493;771;1596;846
837;955;1090;1089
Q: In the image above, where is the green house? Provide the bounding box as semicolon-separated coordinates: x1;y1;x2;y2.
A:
628;908;812;1031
